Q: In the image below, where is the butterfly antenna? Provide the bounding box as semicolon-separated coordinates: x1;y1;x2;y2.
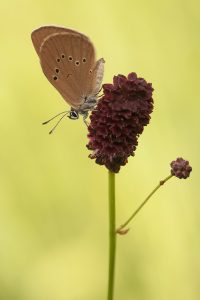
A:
49;113;68;134
42;111;68;125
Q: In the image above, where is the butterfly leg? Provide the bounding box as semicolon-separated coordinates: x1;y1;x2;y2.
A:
93;86;103;98
84;119;89;127
82;112;89;127
96;86;103;95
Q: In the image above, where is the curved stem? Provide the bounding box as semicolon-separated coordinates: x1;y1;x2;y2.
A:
107;171;116;300
116;174;173;234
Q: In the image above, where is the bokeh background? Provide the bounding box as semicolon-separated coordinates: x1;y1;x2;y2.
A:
0;0;199;299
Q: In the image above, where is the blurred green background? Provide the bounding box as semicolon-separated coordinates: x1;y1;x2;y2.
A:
0;0;199;299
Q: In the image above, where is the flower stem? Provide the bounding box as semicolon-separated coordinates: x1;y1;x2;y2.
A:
108;171;116;300
116;174;173;233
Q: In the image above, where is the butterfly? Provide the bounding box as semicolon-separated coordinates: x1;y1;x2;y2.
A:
31;25;105;132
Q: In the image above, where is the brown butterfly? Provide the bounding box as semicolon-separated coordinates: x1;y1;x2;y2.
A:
31;25;105;132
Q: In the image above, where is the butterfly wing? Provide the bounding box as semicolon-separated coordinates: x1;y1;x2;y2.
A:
39;32;96;108
89;58;105;96
31;26;89;56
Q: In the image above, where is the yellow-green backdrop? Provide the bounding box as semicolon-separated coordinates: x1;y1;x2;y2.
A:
0;1;199;299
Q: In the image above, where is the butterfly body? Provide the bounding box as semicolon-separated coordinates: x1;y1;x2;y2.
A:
31;26;104;125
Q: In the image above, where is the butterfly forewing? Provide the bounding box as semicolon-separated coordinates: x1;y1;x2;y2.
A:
31;26;89;56
39;32;96;108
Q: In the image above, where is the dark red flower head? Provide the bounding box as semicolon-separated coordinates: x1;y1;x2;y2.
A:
170;158;192;179
87;72;154;173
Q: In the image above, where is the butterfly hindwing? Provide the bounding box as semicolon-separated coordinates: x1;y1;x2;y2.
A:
89;58;105;96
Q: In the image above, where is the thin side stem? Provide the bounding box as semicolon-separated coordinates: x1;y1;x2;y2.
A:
107;171;116;300
116;174;173;233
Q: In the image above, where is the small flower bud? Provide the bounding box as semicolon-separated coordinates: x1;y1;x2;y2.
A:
170;157;192;179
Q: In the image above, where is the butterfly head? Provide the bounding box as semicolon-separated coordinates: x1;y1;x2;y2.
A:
68;110;79;120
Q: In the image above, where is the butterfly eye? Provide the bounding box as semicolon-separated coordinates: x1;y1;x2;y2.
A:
57;58;61;62
61;54;65;58
82;58;86;63
75;61;80;66
53;76;58;81
68;56;73;61
70;110;78;119
55;68;59;73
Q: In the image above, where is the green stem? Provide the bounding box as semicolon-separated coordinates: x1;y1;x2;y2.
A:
107;171;116;300
116;174;173;233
